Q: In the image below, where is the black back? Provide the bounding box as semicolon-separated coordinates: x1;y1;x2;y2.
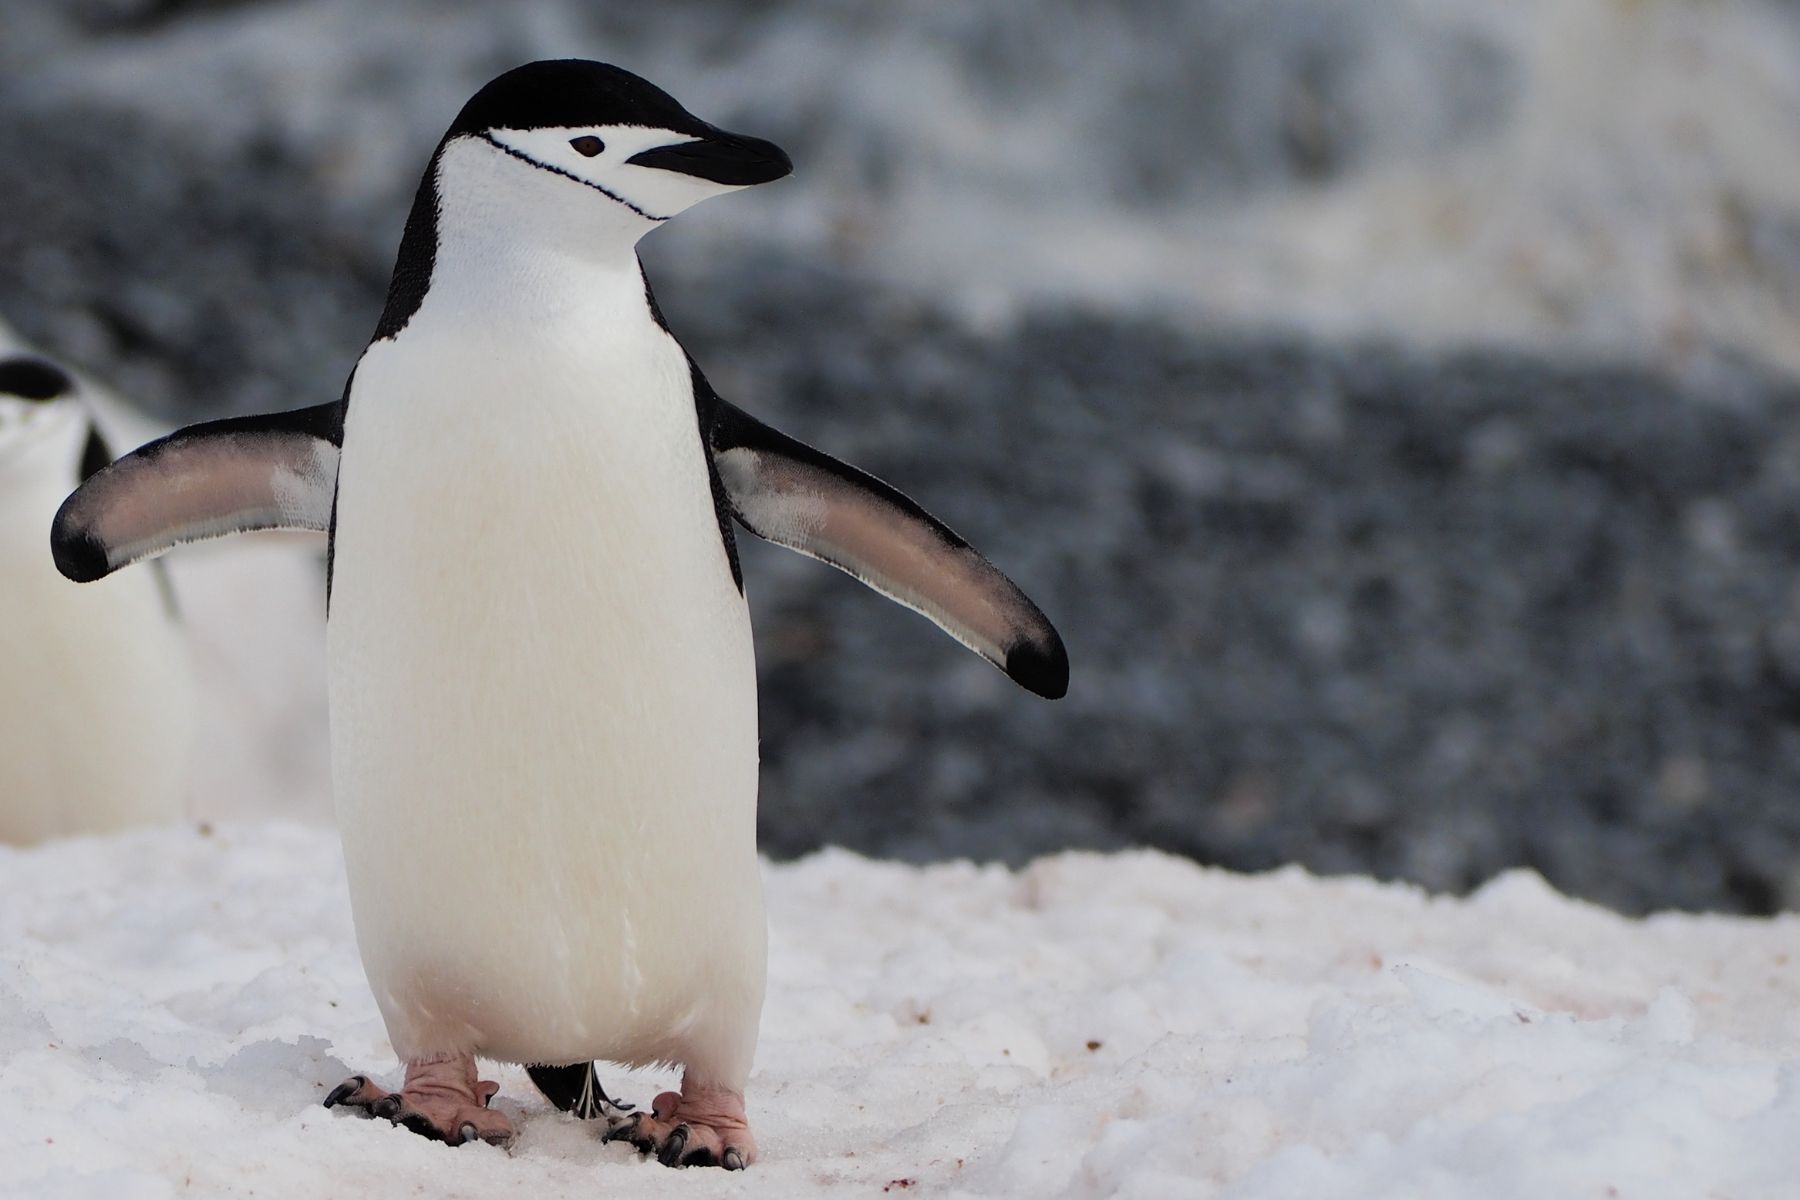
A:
79;423;113;482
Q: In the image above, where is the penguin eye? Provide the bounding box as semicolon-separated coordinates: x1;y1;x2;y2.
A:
570;136;604;158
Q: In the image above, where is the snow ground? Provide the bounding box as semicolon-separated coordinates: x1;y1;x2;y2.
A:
4;824;1799;1199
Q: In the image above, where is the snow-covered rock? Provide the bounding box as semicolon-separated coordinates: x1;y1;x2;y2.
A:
3;823;1796;1197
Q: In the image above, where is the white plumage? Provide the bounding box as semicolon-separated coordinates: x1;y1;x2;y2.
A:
328;135;764;1088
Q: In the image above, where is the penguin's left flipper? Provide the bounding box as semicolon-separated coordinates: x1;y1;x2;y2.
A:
51;400;344;583
705;392;1068;700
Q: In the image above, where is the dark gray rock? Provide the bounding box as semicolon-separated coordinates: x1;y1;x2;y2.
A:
0;103;384;421
666;263;1800;916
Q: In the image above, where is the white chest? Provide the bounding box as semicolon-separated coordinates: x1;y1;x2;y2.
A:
324;262;764;1067
328;258;753;776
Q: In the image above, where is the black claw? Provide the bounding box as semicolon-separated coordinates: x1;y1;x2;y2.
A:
602;1112;642;1145
372;1094;404;1120
658;1124;690;1168
591;1078;633;1113
323;1076;365;1109
399;1112;445;1142
723;1148;746;1171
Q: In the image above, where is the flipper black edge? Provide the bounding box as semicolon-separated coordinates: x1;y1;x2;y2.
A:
700;376;1067;699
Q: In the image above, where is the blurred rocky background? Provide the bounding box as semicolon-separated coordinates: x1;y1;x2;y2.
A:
4;0;1800;913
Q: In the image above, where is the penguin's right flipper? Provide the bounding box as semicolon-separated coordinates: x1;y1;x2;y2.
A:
51;400;344;583
75;422;182;619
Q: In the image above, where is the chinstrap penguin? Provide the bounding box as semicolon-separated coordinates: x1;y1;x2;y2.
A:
52;59;1067;1168
0;348;193;844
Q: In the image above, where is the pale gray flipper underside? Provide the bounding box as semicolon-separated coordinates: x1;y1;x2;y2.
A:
703;389;1068;700
52;401;344;583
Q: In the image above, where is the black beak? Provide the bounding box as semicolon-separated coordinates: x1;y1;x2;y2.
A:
625;127;792;187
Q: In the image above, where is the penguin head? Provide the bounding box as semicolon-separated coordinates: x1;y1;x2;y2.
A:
0;355;77;440
441;60;791;243
0;354;95;478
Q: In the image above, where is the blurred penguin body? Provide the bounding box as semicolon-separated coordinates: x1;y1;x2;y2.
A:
0;354;193;844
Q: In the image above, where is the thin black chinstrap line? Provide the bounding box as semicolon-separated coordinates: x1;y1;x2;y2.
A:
478;133;670;223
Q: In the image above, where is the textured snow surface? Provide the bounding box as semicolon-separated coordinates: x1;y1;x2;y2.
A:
5;824;1800;1198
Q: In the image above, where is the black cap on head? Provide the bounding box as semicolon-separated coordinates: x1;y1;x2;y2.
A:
0;355;74;402
448;60;712;138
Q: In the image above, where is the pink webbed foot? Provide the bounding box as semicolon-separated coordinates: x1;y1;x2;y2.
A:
606;1074;756;1169
324;1055;514;1147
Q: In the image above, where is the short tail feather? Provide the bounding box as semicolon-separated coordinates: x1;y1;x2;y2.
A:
527;1062;634;1121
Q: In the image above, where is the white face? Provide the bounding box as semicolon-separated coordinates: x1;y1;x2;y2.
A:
481;124;752;226
0;393;80;468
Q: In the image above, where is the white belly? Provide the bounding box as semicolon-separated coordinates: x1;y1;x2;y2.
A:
328;299;763;1081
